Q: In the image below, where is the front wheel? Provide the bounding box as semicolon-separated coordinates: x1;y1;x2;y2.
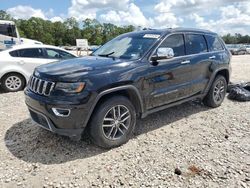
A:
89;96;136;148
203;75;227;108
1;73;26;92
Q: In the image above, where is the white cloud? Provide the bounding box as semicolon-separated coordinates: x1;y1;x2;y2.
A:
68;0;130;20
153;13;180;28
155;0;250;34
5;1;250;35
6;5;64;23
6;5;47;20
99;3;152;27
188;3;250;35
50;16;64;23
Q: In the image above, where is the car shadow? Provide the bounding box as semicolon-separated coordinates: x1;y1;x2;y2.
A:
4;101;210;165
0;88;5;94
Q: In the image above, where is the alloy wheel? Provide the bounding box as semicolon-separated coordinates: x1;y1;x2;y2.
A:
213;80;225;103
102;105;131;140
5;76;22;91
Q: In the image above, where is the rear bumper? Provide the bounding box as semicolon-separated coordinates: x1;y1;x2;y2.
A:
24;89;91;140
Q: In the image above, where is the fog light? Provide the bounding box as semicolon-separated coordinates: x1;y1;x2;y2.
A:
52;108;71;117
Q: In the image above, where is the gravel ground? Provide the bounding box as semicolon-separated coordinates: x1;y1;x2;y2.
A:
0;55;249;188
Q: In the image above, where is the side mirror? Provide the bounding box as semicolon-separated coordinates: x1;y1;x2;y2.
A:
151;47;174;62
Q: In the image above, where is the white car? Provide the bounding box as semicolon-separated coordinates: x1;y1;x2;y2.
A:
245;45;250;54
0;44;77;92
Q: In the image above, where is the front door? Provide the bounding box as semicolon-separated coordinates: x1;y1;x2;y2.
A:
145;34;194;109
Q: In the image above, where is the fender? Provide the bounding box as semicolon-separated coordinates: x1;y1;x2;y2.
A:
83;85;144;127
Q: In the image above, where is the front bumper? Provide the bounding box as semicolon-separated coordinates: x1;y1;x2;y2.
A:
25;90;91;140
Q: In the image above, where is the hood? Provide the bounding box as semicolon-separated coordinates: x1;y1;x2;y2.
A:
34;56;128;82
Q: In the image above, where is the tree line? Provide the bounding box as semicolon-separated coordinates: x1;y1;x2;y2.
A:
222;33;250;44
0;10;135;46
1;10;250;45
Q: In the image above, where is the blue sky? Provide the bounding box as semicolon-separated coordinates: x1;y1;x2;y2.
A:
2;0;250;35
2;0;71;15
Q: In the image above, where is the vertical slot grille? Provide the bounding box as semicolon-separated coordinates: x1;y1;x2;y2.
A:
28;76;55;96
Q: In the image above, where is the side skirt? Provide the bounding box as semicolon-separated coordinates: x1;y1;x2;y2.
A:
141;94;206;119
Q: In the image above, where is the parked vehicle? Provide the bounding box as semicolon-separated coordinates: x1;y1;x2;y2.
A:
226;44;238;54
229;45;248;55
0;20;20;50
0;44;77;92
245;45;250;54
25;28;231;148
0;20;42;51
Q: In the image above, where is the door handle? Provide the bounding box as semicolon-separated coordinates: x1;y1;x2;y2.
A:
209;56;216;59
181;60;190;64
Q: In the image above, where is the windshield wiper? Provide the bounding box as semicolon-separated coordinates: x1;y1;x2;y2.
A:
97;52;115;57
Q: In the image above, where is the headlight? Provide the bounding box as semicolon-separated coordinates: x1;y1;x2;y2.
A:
55;82;85;93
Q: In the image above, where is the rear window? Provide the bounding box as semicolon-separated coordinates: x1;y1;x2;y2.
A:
185;34;208;55
206;35;224;51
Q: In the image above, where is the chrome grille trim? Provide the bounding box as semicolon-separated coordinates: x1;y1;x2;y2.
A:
28;76;55;96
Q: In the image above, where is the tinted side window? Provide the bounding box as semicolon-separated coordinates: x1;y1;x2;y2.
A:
18;48;44;58
46;48;75;59
9;50;19;57
185;34;208;55
159;34;185;57
206;35;224;51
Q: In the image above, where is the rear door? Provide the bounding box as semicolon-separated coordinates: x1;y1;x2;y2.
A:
145;34;194;109
184;33;212;95
205;34;228;77
10;48;48;76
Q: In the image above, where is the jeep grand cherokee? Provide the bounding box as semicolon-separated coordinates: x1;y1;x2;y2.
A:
25;28;231;148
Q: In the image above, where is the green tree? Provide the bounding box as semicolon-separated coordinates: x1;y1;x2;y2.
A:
0;10;13;20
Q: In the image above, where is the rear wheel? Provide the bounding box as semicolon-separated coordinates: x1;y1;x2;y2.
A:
89;96;136;148
203;75;227;108
1;73;26;92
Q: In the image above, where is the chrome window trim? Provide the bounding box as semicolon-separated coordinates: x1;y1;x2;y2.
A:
148;32;226;63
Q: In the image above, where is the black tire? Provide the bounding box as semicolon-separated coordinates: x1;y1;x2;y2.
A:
203;75;227;108
89;96;136;149
1;73;26;92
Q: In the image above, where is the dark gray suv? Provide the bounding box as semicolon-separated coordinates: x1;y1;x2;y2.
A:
25;28;231;148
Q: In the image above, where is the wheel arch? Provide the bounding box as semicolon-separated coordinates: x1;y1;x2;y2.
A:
84;85;144;128
0;71;27;86
216;69;229;84
204;68;230;95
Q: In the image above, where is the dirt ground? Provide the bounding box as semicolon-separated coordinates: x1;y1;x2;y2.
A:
0;55;249;188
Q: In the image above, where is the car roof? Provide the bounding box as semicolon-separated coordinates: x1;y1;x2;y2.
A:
9;44;65;50
128;28;217;37
2;44;77;57
169;28;216;35
0;20;15;25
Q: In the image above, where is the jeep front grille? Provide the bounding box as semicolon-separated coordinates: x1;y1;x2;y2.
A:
28;76;55;96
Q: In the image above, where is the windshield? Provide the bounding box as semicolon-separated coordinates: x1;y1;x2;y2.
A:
93;33;161;60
